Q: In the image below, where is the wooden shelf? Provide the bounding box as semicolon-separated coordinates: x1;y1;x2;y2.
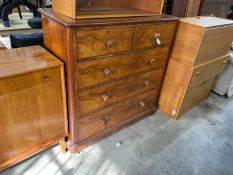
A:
75;9;158;19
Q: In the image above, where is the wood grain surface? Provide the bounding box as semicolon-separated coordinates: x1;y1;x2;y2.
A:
78;47;169;88
79;68;164;115
77;90;158;141
76;27;134;59
134;23;175;49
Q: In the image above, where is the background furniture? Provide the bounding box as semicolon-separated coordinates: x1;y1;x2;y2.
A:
159;17;233;120
199;0;233;18
172;0;202;17
0;46;67;171
52;0;165;19
167;0;232;18
0;0;41;27
39;8;178;153
213;54;233;97
0;41;7;50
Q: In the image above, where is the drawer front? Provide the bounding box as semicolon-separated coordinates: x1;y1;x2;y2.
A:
79;68;164;115
76;27;134;59
195;25;233;66
0;67;61;96
180;77;215;116
77;90;158;141
190;56;229;88
78;47;169;88
134;23;175;49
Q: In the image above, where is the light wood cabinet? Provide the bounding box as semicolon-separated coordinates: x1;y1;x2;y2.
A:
39;8;178;153
159;17;233;119
0;46;67;171
52;0;165;19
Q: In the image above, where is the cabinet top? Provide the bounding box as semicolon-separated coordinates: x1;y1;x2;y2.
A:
39;8;179;28
180;16;233;28
0;46;62;79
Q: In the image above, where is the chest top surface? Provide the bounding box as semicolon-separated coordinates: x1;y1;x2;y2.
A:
180;16;233;28
39;8;179;28
0;46;61;79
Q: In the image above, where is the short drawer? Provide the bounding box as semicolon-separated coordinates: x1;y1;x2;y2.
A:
179;77;215;116
79;68;164;115
0;67;61;96
78;47;169;88
134;23;175;49
189;56;229;88
76;27;134;59
77;90;158;141
195;25;233;66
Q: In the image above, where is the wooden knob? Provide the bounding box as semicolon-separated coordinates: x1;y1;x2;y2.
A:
41;75;49;80
103;94;110;102
140;101;146;108
106;40;114;48
223;61;227;65
101;118;108;125
144;80;150;86
154;32;160;38
196;72;200;77
104;68;111;76
150;58;156;64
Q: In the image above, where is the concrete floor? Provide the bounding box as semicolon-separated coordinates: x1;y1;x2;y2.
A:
1;92;233;175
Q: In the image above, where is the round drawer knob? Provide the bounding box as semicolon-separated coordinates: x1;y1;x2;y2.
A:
144;80;150;86
223;61;227;65
106;40;114;48
140;101;146;108
101;118;108;125
104;68;111;76
196;71;200;77
154;32;160;38
150;58;156;64
103;94;110;102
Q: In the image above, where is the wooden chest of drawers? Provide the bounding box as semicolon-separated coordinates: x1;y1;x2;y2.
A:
39;9;178;153
0;46;67;170
159;17;233;119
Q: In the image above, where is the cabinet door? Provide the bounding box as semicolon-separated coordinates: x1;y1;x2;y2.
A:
0;82;66;170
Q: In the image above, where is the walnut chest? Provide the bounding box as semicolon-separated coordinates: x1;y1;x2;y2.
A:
39;8;179;153
159;17;233;119
0;46;67;170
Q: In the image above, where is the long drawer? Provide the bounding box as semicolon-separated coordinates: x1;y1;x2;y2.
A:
179;77;216;116
0;67;61;96
79;68;164;116
134;23;175;49
77;90;158;141
76;27;134;59
189;56;229;88
78;47;169;88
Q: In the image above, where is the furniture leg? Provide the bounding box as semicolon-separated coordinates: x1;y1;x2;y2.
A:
59;138;68;153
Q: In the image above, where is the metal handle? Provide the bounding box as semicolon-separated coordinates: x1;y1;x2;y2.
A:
106;40;114;48
144;80;150;86
150;58;156;64
154;33;161;45
140;101;146;108
104;68;111;76
101;118;108;125
154;32;160;38
103;94;110;102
